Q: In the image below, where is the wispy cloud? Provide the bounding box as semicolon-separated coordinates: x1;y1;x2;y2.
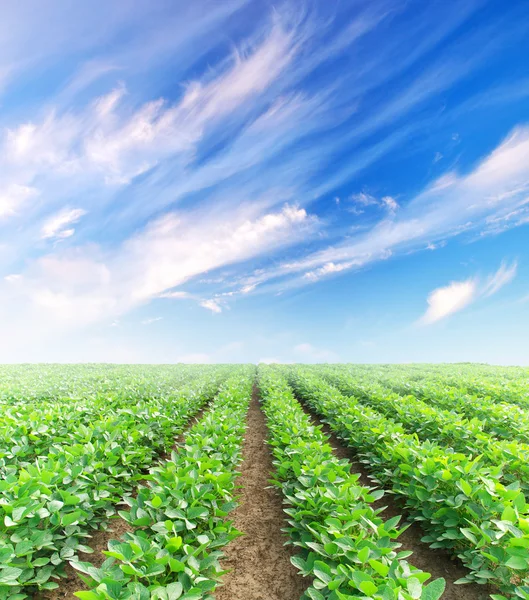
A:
158;290;191;300
420;279;478;325
0;0;527;359
200;299;223;314
2;203;315;329
294;342;338;362
419;260;518;324
0;184;38;218
41;208;87;240
141;316;162;325
483;260;518;297
247;126;529;291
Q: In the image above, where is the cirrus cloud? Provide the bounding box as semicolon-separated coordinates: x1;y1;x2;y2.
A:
419;260;518;325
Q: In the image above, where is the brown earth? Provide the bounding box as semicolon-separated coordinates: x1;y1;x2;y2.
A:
215;386;309;600
298;399;495;600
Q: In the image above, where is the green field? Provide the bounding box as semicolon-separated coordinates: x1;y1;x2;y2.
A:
1;364;528;600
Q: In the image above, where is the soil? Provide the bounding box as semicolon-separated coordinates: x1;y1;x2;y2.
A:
215;386;309;600
297;398;495;600
38;518;134;599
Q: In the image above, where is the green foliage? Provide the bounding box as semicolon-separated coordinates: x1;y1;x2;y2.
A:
258;366;445;600
288;366;529;599
323;368;529;494
0;365;233;597
70;368;253;599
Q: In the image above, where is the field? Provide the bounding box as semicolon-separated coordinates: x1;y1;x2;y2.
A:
1;364;529;600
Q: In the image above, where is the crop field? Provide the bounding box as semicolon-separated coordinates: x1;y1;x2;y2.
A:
1;364;529;600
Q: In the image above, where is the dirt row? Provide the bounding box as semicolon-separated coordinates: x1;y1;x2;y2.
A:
215;386;308;599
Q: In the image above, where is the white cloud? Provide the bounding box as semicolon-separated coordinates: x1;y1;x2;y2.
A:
483;260;518;297
426;241;447;251
200;299;223;314
3;202;315;329
350;192;379;207
159;290;191;300
41;207;87;240
294;342;337;362
240;284;256;294
303;261;357;282
349;192;399;215
258;357;282;364
420;279;477;324
248;125;529;290
141;317;162;325
1;16;299;189
419;260;518;324
4;274;22;283
0;184;38;218
382;196;399;214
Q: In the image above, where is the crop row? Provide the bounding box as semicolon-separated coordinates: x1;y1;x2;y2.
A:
384;377;529;445
71;366;254;600
0;368;229;598
342;364;529;408
0;366;212;464
331;365;529;446
359;364;529;409
288;367;529;600
0;365;205;406
320;367;529;494
258;366;445;600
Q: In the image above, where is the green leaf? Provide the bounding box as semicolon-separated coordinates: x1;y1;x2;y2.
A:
505;555;528;570
457;480;472;496
369;559;389;577
407;577;422;599
62;510;82;526
313;561;332;585
359;581;378;595
306;589;325;600
49;500;64;513
169;558;185;573
357;546;370;563
167;583;183;600
421;578;446;600
0;567;23;584
75;592;102;600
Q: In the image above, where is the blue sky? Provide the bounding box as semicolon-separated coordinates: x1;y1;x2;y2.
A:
1;0;529;363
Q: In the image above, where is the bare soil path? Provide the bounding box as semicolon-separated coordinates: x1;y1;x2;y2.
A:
296;396;495;600
215;385;309;600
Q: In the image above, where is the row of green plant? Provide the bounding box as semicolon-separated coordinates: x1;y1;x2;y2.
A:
258;366;446;600
382;375;529;445
0;366;207;464
0;365;206;406
288;367;529;600
320;368;529;494
332;365;529;446
70;367;254;600
0;369;230;598
352;364;529;409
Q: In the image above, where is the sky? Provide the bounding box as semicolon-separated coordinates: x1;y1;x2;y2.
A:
1;0;529;364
